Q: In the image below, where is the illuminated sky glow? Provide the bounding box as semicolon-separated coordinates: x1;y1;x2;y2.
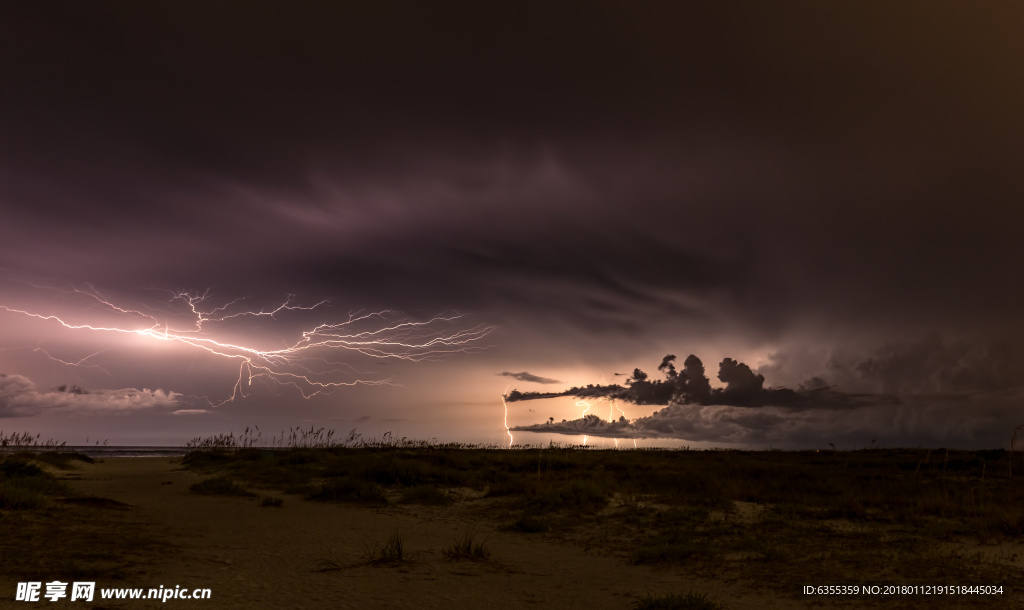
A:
1;3;1022;447
1;278;493;411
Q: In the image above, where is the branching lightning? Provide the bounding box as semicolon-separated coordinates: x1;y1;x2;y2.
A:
1;345;112;375
0;284;495;406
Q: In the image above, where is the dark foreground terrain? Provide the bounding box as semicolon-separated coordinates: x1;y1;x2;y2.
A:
2;440;1023;608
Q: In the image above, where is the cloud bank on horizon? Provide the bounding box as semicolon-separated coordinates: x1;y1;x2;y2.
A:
511;337;1024;448
0;373;180;418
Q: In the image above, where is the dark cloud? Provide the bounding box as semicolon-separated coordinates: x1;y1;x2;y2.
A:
498;372;562;385
827;336;1024;395
1;3;1020;341
507;353;900;410
717;358;763;396
1;4;1022;446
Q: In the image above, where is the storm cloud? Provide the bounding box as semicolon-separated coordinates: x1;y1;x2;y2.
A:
0;4;1020;445
514;391;1021;449
507;353;901;410
498;371;562;385
512;337;1024;447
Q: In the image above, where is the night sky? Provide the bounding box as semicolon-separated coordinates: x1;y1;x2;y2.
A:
1;3;1022;448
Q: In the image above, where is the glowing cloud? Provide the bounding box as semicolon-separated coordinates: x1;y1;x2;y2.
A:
0;373;180;417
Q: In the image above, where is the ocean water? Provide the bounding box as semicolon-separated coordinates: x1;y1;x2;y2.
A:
7;446;191;458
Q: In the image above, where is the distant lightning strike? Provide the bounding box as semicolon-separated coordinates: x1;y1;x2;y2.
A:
609;398;626;449
0;286;495;406
610;398;625;420
577;397;593;446
576;397;630;449
502;385;514;448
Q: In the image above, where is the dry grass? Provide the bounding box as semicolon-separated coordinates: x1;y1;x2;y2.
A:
635;591;725;610
442;531;491;561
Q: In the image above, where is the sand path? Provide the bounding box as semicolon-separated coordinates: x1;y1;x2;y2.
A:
34;458;811;609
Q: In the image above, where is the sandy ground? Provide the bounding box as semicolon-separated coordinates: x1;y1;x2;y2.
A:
0;457;816;609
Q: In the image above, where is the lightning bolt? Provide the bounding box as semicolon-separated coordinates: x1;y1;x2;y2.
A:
609;398;625;420
0;283;495;406
575;399;591;446
608;398;626;449
1;345;112;375
573;397;631;449
502;386;514;448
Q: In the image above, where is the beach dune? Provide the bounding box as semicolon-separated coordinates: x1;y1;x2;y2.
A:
2;456;798;609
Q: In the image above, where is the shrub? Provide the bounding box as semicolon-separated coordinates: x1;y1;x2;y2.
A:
512;515;549;533
259;496;284;507
1;460;71;497
1;460;43;478
0;483;48;510
399;485;452;505
526;480;607;513
307;478;386;504
189;476;255;497
33;452;94;468
632;530;715;564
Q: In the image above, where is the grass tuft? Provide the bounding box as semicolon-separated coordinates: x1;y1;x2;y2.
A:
442;531;491;561
364;531;406;564
635;592;725;610
310;559;341;572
